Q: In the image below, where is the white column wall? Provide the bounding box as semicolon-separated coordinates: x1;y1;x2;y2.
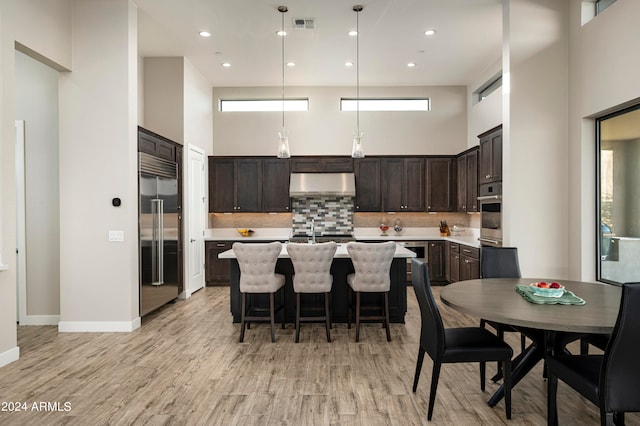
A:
58;0;139;331
143;57;184;144
503;0;570;278
0;0;72;367
184;58;213;156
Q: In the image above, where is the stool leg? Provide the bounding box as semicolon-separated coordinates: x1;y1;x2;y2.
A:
240;293;247;343
281;287;285;329
295;293;301;343
355;292;361;342
270;292;276;343
324;292;331;342
348;288;352;329
384;292;391;342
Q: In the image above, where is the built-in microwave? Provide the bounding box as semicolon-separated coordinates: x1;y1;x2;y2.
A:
478;182;502;247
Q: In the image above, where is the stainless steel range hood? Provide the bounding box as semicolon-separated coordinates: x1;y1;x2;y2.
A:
289;173;356;197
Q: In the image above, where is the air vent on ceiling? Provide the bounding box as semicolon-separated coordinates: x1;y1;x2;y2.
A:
293;18;315;30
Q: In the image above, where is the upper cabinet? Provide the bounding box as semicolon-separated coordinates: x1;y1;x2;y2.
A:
138;126;177;161
290;156;353;173
262;159;291;212
354;158;382;212
478;125;502;184
209;158;262;212
456;147;479;213
382;158;425;212
425;158;455;212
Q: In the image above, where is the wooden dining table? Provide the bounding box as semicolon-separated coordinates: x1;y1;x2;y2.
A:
440;278;621;406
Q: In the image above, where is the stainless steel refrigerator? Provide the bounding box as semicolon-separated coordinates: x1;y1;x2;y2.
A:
139;152;179;316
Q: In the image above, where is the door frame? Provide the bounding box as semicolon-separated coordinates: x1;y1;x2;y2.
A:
15;120;27;324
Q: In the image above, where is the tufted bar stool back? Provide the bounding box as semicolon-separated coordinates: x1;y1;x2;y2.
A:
232;242;285;343
346;241;397;342
287;242;337;342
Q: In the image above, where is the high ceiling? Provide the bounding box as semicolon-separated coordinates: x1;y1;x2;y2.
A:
135;0;502;87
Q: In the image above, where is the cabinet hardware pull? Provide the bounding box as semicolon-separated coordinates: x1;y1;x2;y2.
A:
216;243;226;247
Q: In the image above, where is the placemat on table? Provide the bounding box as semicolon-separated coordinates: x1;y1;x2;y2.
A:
515;285;586;305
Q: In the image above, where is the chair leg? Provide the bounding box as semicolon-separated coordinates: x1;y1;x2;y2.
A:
520;333;526;352
580;337;589;355
503;359;512;420
427;361;442;421
355;292;361;342
295;293;301;343
412;347;426;392
281;287;285;329
384;292;391;342
347;288;352;329
240;293;247;343
324;292;331;342
547;370;558;426
269;292;276;343
480;361;486;391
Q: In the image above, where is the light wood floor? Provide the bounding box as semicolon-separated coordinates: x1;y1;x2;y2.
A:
1;286;638;425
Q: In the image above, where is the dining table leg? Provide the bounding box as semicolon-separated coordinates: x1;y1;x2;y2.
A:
487;327;546;407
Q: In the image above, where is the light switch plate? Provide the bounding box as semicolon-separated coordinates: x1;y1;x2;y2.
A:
109;230;124;242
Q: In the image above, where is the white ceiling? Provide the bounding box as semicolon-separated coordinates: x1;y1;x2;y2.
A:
135;0;502;87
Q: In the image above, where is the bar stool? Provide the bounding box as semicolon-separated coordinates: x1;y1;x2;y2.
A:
346;241;397;342
232;242;285;343
287;242;337;343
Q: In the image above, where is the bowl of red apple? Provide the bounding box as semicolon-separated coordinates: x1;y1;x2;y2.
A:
529;281;565;298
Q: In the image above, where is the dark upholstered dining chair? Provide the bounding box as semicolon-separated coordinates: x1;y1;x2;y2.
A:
480;246;527;353
411;258;513;421
547;282;640;425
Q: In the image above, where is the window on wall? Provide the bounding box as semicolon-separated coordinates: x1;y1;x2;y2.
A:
219;99;309;112
596;0;617;15
339;98;430;112
597;104;640;285
473;74;502;104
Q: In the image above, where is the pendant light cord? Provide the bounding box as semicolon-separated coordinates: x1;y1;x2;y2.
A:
356;8;360;135
281;9;285;130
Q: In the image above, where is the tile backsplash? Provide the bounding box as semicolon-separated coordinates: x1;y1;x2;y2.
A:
291;196;354;235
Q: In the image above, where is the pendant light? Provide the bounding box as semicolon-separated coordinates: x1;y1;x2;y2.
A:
351;5;364;158
277;5;291;158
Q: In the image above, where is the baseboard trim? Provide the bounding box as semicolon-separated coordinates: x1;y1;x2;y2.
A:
58;318;141;333
0;346;20;368
21;315;60;326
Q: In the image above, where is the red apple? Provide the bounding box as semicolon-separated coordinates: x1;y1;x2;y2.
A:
550;282;561;289
537;282;549;288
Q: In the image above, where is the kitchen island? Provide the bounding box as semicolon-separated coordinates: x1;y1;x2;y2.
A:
218;243;416;323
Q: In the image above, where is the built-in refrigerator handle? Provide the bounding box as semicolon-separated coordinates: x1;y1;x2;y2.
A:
151;198;165;285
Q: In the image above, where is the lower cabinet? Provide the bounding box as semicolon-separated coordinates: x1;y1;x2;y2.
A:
206;241;233;286
447;242;480;283
427;241;447;283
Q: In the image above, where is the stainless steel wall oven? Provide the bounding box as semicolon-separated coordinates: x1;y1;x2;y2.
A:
478;182;502;247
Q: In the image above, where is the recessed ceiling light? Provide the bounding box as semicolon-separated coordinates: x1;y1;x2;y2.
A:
407;62;416;68
348;30;358;37
222;62;231;68
287;62;295;67
345;61;353;67
425;29;436;36
199;31;211;37
277;30;287;36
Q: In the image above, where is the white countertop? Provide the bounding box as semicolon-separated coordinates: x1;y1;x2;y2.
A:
206;227;481;248
218;242;417;259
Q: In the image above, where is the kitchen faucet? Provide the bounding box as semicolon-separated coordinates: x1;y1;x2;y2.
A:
311;219;316;244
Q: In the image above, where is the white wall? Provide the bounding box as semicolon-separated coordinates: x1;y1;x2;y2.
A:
58;0;140;330
212;85;468;156
568;0;640;280
143;57;184;144
467;58;503;149
184;59;213;156
0;0;72;367
15;50;60;319
503;0;570;278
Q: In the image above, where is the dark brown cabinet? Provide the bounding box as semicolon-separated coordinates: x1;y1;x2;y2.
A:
479;125;502;184
457;148;479;212
138;126;176;161
459;245;480;281
354;158;381;212
447;242;480;283
206;241;232;285
209;158;262;212
428;240;446;283
262;159;290;212
382;158;425;212
425;157;455;212
290;156;353;173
